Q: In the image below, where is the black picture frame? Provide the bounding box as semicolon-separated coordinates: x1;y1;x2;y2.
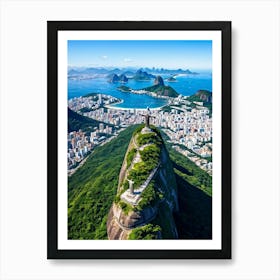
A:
47;21;231;259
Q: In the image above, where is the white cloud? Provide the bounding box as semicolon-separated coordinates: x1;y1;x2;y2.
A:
123;58;133;62
101;55;108;59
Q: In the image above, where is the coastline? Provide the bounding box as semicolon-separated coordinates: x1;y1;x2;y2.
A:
117;87;173;100
104;103;166;111
104;93;169;111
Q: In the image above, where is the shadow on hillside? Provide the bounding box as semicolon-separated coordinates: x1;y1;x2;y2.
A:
174;174;212;239
171;161;193;176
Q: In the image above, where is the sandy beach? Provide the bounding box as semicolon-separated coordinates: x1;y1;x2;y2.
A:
104;103;166;111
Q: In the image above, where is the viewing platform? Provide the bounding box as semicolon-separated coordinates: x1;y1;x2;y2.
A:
120;164;160;206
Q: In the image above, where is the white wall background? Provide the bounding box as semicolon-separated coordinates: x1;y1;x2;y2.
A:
0;0;279;279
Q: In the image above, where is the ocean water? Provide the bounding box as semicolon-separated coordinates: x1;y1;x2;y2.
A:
68;73;212;109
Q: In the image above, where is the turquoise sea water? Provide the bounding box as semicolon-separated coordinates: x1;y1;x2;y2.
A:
68;73;212;109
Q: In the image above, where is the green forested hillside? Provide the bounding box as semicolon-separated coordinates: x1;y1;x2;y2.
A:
68;107;112;133
117;84;179;97
143;84;179;97
188;89;212;103
188;90;212;114
161;131;212;197
161;131;212;239
68;124;212;240
68;125;137;239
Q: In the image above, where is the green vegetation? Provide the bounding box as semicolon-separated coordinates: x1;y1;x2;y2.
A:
139;144;160;168
151;201;176;239
128;161;154;189
114;193;121;204
188;90;212;103
117;85;131;92
143;84;179;98
132;124;145;135
136;180;158;211
137;131;162;146
119;201;133;215
126;131;162;189
68;125;137;239
117;84;179;98
171;152;212;197
174;175;212;239
68;108;112;133
128;224;161;240
161;130;212;196
158;131;212;239
188;90;212;114
133;70;153;81
174;143;212;163
68;124;212;240
126;148;137;167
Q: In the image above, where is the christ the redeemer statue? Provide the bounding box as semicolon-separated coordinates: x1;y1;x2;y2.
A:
140;107;155;133
141;107;153;128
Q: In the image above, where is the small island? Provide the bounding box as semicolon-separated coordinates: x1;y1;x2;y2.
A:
117;85;131;93
167;76;177;82
107;73;129;83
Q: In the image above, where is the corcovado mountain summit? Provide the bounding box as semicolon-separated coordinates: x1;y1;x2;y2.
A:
107;111;179;240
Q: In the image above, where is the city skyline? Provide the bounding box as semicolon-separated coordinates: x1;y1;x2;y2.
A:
68;94;212;176
68;40;212;70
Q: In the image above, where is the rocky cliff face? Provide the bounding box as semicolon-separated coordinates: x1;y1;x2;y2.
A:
143;76;178;98
108;73;128;83
119;74;128;83
107;125;179;240
154;75;164;86
193;90;212;103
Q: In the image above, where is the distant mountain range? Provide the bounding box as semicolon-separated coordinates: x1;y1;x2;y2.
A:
68;67;199;80
145;67;198;75
107;69;156;83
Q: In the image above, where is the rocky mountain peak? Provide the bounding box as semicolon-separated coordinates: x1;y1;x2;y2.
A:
154;76;164;86
107;125;178;240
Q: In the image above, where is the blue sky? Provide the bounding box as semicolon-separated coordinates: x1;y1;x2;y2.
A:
68;40;212;70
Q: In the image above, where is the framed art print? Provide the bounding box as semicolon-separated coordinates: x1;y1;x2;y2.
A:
47;21;231;259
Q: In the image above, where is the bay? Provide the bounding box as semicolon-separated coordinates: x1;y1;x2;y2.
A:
68;73;212;109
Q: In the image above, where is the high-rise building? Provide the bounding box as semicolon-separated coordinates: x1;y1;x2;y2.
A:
99;123;104;132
